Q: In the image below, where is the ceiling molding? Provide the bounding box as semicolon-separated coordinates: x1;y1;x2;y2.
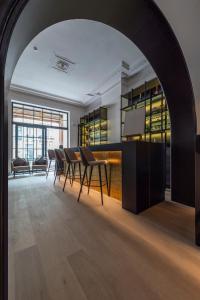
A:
10;84;85;107
84;59;150;106
129;58;150;77
84;80;121;106
88;58;150;97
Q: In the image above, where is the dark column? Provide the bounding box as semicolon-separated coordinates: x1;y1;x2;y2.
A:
195;136;200;245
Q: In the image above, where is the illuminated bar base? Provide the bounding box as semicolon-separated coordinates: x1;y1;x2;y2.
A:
74;142;165;214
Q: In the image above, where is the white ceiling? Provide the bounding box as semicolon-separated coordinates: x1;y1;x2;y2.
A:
11;19;147;105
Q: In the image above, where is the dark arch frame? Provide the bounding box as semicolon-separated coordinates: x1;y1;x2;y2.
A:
0;0;199;298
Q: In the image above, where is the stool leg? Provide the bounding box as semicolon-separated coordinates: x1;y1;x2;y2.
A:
54;160;56;176
109;164;112;197
79;162;82;183
78;166;87;202
98;165;103;205
88;166;93;194
68;163;72;185
85;170;89;186
63;163;70;191
58;162;61;181
104;165;109;196
54;162;57;185
46;159;51;179
72;163;76;187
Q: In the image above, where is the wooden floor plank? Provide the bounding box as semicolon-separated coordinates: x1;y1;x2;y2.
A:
68;249;117;300
15;245;51;300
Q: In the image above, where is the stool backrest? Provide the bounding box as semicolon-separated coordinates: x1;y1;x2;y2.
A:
48;149;55;160
54;149;64;170
79;147;95;166
64;148;78;163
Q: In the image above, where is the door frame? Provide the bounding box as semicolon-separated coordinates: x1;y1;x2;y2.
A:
14;123;46;161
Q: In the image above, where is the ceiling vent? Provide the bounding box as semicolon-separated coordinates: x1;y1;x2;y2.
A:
122;60;130;71
52;53;76;74
86;92;102;97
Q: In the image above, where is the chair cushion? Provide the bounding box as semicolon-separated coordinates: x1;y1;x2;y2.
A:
32;165;47;170
13;157;28;166
33;156;48;165
13;165;30;172
88;160;108;166
71;159;81;164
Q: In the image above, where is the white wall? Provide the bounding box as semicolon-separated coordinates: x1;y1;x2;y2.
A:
101;83;121;143
8;89;85;172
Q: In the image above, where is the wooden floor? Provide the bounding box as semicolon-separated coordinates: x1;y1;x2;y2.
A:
8;175;200;300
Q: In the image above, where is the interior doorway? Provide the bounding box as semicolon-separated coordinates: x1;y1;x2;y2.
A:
14;124;44;161
0;0;199;298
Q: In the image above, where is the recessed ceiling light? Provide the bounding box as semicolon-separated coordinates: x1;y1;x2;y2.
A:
33;46;38;51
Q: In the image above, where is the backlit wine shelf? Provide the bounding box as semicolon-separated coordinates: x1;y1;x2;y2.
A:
121;78;171;144
78;107;108;146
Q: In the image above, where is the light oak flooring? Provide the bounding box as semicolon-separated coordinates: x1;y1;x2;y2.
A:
8;174;200;300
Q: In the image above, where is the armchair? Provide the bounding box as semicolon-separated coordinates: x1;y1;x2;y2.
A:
11;158;30;178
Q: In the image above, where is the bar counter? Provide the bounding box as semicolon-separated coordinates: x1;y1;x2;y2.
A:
73;142;165;214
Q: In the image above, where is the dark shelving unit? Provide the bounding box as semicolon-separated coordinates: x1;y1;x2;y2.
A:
121;78;171;145
78;107;107;146
121;78;171;188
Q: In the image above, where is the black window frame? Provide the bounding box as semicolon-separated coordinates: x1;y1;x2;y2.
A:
12;101;70;161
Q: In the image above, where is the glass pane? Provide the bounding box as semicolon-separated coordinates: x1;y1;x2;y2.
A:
33;108;43;125
12;148;16;159
62;130;68;147
43;110;52;126
24;107;34;124
13;107;24;122
18;148;24;158
47;128;61;150
17;126;23;137
23;127;27;137
28;127;34;137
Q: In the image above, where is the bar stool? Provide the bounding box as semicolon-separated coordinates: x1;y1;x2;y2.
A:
46;149;56;178
63;148;82;191
54;149;65;185
77;147;109;205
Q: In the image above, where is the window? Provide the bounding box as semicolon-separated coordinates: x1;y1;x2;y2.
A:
12;102;69;161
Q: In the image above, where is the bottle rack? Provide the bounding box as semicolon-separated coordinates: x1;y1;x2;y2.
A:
121;78;171;145
78;107;108;146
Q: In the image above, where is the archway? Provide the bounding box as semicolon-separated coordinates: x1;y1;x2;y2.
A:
0;0;198;298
